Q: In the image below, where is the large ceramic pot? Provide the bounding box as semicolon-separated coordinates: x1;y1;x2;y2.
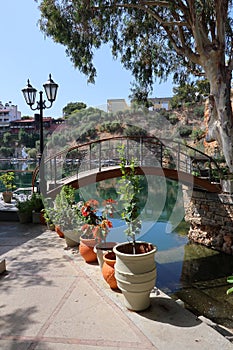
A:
113;241;157;311
79;235;98;263
94;241;117;269
102;251;118;290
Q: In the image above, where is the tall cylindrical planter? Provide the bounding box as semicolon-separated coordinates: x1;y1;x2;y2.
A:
113;241;157;311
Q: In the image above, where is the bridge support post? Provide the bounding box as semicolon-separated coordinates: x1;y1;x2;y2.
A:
183;187;233;255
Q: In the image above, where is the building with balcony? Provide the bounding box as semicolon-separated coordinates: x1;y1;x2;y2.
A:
0;101;21;133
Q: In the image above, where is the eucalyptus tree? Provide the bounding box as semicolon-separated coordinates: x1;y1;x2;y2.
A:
37;1;233;170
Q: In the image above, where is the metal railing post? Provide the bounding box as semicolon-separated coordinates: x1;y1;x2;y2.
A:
99;142;102;171
139;137;143;166
89;143;92;170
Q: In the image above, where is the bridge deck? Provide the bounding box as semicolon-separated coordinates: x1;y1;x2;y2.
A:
47;166;221;197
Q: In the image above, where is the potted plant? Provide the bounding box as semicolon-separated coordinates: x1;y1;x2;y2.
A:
113;145;157;311
31;193;45;224
0;171;16;203
16;197;33;223
51;185;75;238
53;185;83;246
41;198;56;230
78;198;115;263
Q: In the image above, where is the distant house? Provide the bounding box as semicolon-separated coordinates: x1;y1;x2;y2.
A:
106;97;172;113
0;101;21;134
107;99;129;113
10;114;65;136
148;97;172;110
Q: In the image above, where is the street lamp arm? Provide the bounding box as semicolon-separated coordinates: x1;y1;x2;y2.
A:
28;98;53;112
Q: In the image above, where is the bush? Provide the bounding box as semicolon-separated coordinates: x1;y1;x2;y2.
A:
191;128;205;140
178;126;192;137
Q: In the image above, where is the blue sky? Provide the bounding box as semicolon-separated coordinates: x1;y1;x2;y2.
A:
0;0;173;118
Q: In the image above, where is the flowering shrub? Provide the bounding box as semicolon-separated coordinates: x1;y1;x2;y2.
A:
76;198;116;242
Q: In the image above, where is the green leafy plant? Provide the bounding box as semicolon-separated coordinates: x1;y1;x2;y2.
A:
226;276;233;295
30;193;44;212
16;199;34;214
117;145;142;249
52;185;115;241
0;171;16;192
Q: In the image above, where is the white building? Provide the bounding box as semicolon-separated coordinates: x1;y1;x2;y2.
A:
107;99;129;113
0;101;21;133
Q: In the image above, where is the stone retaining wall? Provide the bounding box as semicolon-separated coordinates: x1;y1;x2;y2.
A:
183;188;233;255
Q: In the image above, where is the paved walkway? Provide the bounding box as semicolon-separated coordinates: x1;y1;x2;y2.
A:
0;222;233;350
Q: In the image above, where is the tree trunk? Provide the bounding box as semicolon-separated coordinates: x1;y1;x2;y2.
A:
203;54;233;172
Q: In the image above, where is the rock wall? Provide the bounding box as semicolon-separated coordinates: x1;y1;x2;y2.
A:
183;188;233;255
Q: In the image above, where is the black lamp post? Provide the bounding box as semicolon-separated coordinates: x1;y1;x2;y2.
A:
22;74;59;193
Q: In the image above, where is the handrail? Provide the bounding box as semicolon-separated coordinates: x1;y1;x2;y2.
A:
31;135;223;193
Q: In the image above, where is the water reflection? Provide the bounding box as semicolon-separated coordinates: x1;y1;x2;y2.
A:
0;160;37;191
78;177;233;329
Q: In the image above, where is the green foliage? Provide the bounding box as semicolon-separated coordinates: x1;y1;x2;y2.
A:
123;125;147;138
168;114;179;125
53;185;81;230
191;128;205;141
16;198;34;214
171;80;210;109
117;145;142;244
178;126;193;137
30;193;44;212
3;132;12;145
99;122;123;134
37;2;226;100
63;102;87;117
0;146;13;158
27;148;37;159
193;105;205;118
0;172;16;191
18;129;38;148
227;276;233;295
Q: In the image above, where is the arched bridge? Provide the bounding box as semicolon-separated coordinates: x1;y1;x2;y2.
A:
33;135;222;197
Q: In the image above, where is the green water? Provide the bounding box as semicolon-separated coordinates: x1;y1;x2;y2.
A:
77;176;233;329
0;160;36;191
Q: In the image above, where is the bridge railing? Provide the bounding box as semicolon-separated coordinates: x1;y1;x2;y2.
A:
35;136;222;193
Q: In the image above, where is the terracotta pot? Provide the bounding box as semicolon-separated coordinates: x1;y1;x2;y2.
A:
102;251;118;289
79;235;97;263
94;241;117;269
55;225;64;238
2;191;12;203
32;211;46;224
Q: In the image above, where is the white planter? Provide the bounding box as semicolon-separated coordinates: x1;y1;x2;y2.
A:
64;229;82;247
113;241;157;311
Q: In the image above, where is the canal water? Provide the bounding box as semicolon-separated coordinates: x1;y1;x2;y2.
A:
79;175;233;330
1;163;233;329
0;160;36;192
